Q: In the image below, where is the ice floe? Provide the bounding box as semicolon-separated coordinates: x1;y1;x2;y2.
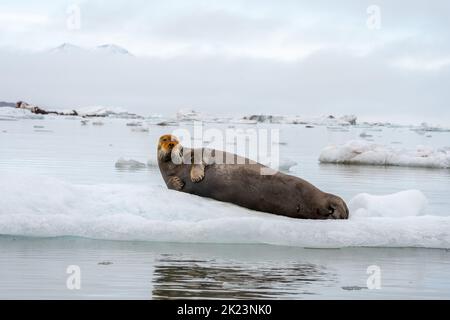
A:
115;158;147;169
262;158;298;172
126;121;143;126
319;140;450;169
131;127;149;132
0;173;449;249
0;104;143;120
0;107;45;120
76;106;142;119
411;122;450;133
240;114;358;126
348;190;428;218
176;108;203;122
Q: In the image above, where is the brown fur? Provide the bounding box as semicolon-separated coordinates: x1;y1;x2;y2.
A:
157;135;349;219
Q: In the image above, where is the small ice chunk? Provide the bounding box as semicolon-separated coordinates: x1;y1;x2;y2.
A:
126;121;142;127
277;158;298;171
115;158;146;169
349;190;428;218
131;127;149;132
176;108;202;121
359;132;373;138
76;106;142;119
339;114;357;125
156;121;178;126
261;158;298;172
319;140;450;169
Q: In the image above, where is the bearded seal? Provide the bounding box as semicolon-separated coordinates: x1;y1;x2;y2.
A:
157;134;349;219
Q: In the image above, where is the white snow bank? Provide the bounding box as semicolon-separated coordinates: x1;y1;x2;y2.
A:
76;106;142;119
240;114;357;126
125;121;143;126
0;107;44;120
319;140;450;169
262;158;298;172
170;110;358;126
1;173;449;248
0;105;142;120
349;190;428;218
277;158;298;171
412;122;450;133
176;108;203;121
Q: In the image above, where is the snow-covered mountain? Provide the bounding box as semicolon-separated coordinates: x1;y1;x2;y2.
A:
50;43;85;54
94;44;132;56
49;43;132;56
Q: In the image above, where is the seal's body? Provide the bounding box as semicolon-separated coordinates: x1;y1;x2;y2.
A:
157;135;349;220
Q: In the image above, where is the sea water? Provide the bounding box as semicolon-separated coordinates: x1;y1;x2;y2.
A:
0;116;449;298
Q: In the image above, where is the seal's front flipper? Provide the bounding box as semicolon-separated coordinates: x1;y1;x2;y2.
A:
168;176;184;190
190;164;205;183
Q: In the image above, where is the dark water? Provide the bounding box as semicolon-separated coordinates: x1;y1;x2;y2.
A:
1;236;449;299
152;257;332;299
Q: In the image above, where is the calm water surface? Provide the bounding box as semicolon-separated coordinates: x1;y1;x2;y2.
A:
1;236;449;299
1;117;450;299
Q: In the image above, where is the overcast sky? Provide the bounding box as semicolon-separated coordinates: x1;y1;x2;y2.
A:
1;0;449;124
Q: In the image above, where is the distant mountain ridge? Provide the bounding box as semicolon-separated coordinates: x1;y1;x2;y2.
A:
49;43;133;56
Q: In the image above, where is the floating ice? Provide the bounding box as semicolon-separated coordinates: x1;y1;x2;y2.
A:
231;119;258;125
278;158;298;172
263;158;298;172
0;173;449;249
412;122;450;133
147;158;159;168
156;121;179;126
115;158;147;169
339;114;357;125
176;108;203;121
348;190;428;218
76;106;142;119
131;127;149;132
0;105;143;120
240;114;357;126
319;140;450;169
0;107;44;120
126;121;143;126
241;115;285;124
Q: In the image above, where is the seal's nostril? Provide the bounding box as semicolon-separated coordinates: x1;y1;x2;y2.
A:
168;143;174;148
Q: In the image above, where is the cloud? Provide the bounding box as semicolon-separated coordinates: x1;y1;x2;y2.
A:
0;0;450;124
392;56;450;71
1;47;449;124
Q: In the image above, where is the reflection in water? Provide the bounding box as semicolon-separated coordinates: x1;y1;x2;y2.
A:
152;255;336;299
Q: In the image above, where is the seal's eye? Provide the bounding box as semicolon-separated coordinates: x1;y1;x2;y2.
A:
328;206;335;215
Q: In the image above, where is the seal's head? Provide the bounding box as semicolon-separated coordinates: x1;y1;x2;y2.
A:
317;194;349;219
158;134;182;162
